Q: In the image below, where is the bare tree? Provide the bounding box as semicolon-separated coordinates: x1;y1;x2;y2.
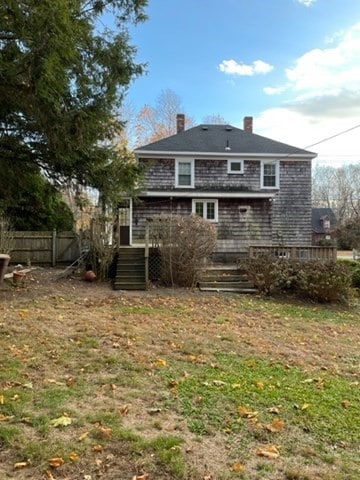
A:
312;164;360;223
202;114;229;124
135;89;195;146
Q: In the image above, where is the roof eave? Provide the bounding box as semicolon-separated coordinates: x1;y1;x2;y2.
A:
135;150;317;160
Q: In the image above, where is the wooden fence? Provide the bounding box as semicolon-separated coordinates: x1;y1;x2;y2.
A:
10;230;80;266
249;245;337;262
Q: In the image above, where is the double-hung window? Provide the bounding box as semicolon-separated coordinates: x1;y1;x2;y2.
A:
175;159;194;188
261;160;279;189
192;199;218;222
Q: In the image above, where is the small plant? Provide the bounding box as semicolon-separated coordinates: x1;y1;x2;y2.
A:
0;215;15;254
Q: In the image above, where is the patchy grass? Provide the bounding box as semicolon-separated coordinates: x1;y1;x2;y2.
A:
0;273;359;479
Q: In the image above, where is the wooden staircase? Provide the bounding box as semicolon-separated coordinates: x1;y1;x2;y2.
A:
113;248;146;291
198;265;257;294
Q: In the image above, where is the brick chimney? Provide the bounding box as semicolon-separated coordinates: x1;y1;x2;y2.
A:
243;116;253;133
176;113;185;133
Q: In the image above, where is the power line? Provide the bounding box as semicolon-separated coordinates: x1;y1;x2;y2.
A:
304;123;360;150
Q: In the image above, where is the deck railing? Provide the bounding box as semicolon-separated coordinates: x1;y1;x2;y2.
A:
249;245;337;262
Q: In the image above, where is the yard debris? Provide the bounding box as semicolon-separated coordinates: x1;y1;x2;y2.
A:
256;445;281;459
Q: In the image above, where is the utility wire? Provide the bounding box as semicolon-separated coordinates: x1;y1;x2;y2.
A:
304;123;360;150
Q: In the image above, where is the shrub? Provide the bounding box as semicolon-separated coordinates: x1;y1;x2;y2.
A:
150;214;217;287
338;259;360;289
240;255;298;295
296;261;352;303
0;215;15;254
242;255;352;302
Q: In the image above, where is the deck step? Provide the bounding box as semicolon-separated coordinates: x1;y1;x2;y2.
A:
198;265;257;294
114;247;146;291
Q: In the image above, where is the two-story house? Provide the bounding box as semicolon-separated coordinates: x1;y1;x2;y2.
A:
127;115;316;262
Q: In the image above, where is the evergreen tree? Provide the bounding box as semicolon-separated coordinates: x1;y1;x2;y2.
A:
0;0;147;202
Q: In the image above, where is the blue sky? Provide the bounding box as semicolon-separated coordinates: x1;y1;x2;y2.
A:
124;0;360;167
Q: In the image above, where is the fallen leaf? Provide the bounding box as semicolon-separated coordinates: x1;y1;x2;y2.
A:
155;359;167;367
237;406;258;418
79;431;90;441
93;444;103;452
45;471;55;480
96;425;112;437
48;457;64;468
231;462;246;472
268;406;280;414
342;400;351;408
119;404;131;416
14;461;29;469
50;415;72;427
301;378;314;384
256;381;265;389
265;418;285;433
0;414;14;421
301;403;310;410
256;445;281;459
69;452;79;462
0;395;3;404
213;380;227;387
132;474;149;480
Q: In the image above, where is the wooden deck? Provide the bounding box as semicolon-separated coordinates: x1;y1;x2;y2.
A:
249;245;337;262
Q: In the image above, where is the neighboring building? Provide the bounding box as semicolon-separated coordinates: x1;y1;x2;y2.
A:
311;207;337;245
125;115;316;261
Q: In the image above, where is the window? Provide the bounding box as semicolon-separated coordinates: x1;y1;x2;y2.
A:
228;159;244;174
192;199;218;222
175;159;194;188
261;160;279;189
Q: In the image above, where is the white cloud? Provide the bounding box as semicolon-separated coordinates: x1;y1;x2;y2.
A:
219;59;273;76
239;23;360;168
296;0;316;6
264;23;360;118
263;86;287;95
254;107;360;168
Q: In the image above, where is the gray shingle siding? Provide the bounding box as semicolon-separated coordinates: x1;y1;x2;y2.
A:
271;161;312;245
141;157;276;192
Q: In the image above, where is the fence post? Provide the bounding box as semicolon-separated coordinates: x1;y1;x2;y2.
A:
145;222;149;287
52;229;57;267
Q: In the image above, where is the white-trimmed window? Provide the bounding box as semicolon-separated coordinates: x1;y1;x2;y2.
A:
175;159;194;188
192;199;218;222
228;159;244;174
261;160;279;189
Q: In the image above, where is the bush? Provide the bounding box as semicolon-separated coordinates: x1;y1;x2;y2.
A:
240;255;298;295
295;261;352;303
150;214;217;287
0;216;14;254
242;256;352;303
338;259;360;289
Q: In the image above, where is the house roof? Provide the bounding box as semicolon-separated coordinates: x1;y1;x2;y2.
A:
135;124;317;158
312;208;337;233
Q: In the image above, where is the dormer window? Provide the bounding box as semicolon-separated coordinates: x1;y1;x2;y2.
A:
228;159;244;174
322;217;330;229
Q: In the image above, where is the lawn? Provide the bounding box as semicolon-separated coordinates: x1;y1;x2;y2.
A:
0;269;359;479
